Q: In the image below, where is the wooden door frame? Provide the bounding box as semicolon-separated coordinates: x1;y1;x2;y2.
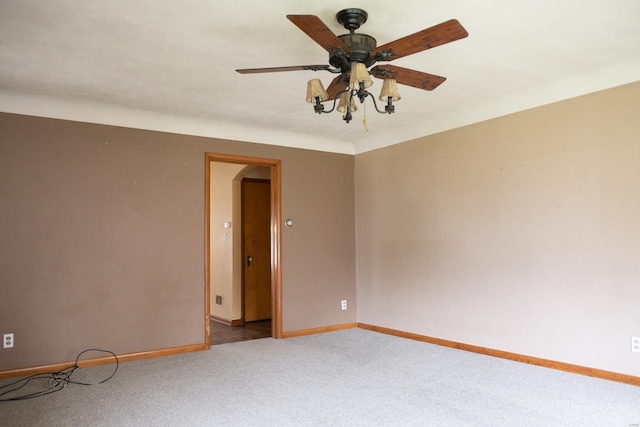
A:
204;153;283;348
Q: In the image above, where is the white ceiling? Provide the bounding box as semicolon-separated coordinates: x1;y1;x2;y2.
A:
1;0;639;154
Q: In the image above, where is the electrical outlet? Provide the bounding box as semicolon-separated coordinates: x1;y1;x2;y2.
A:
341;300;347;310
3;333;14;349
216;295;223;305
632;336;640;353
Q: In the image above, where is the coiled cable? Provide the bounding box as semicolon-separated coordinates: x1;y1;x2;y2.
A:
0;348;118;401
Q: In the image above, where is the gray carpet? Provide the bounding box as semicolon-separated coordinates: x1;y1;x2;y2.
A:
1;328;639;426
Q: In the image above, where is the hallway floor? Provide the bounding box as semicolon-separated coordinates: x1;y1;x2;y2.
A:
210;319;272;345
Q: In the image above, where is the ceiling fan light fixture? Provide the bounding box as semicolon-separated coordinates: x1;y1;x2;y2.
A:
349;62;373;90
379;79;401;102
337;92;358;113
237;10;468;124
306;78;329;103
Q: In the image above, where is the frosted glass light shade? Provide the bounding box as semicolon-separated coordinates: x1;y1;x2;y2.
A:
379;79;401;101
349;62;373;90
306;79;329;103
337;92;358;113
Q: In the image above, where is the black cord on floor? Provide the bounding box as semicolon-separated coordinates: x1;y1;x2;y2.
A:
0;348;118;401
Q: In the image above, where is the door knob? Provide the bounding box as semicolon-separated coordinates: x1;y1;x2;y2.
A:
247;255;253;266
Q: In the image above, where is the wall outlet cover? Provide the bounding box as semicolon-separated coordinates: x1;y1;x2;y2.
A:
3;333;14;349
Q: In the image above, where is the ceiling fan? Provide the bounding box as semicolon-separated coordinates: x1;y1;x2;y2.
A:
236;8;469;123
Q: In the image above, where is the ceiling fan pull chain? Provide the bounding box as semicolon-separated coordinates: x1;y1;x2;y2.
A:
362;101;368;132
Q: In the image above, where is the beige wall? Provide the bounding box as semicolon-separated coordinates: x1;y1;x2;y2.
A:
209;162;244;321
355;81;640;377
0;113;356;371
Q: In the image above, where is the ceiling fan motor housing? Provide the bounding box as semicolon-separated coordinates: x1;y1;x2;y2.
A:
334;33;377;69
334;8;377;67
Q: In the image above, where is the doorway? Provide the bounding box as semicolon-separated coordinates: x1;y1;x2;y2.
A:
204;153;282;349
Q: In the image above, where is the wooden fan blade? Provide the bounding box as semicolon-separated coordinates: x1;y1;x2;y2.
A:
236;65;332;74
287;15;352;57
370;65;446;91
324;74;349;101
370;19;468;61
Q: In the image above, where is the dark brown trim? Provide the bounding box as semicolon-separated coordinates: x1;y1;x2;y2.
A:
205;153;283;341
0;344;205;380
358;323;640;387
281;322;358;338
